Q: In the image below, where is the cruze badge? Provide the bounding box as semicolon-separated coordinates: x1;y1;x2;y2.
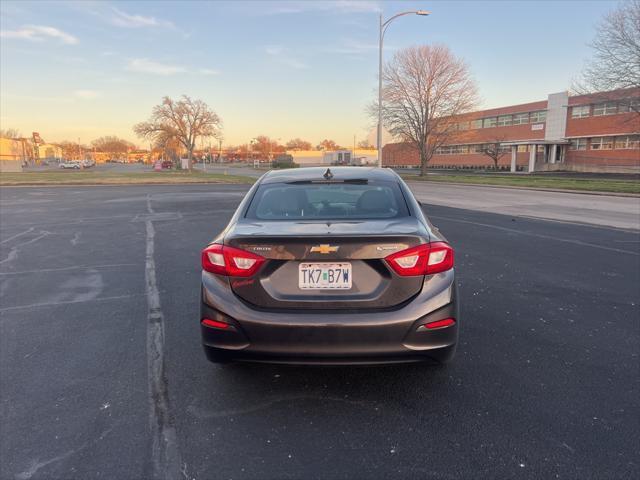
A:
310;244;339;254
377;245;400;251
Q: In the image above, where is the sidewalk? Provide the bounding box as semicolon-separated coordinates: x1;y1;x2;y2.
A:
407;181;640;230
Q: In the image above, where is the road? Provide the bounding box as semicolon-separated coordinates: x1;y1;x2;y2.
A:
0;184;638;480
408;181;640;230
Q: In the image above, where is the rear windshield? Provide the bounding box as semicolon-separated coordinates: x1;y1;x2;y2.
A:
245;181;409;220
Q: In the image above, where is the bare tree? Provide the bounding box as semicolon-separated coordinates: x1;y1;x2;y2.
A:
357;139;376;150
376;45;479;175
0;128;22;139
575;0;640;111
58;141;79;160
134;95;221;171
481;138;508;171
251;136;285;160
285;138;312;150
317;139;341;150
151;131;184;163
91;136;134;159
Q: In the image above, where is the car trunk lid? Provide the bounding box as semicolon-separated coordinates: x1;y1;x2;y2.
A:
225;219;427;310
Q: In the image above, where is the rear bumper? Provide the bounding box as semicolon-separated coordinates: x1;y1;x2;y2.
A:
200;270;459;365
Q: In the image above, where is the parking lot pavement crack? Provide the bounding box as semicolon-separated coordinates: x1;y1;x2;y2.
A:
0;293;146;314
14;427;116;480
144;194;183;480
0;231;50;265
187;395;380;419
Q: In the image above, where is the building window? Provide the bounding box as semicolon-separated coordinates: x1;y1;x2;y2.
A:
571;105;590;118
457;121;469;131
569;139;587;150
592;102;617;116
512;113;529;125
615;135;640;149
618;98;640;113
436;146;455;155
471;119;483;129
482;117;497;128
529;111;547;123
590;137;614;150
497;115;512;127
471;144;484;154
498;144;511;153
517;145;528;153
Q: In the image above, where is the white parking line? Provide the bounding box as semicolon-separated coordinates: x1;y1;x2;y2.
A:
0;227;35;245
0;231;50;264
144;194;182;480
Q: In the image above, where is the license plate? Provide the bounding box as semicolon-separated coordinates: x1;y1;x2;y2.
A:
299;263;352;290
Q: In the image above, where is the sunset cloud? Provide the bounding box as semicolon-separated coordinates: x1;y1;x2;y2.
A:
111;7;174;29
265;1;381;15
126;59;220;76
0;25;78;45
126;58;186;76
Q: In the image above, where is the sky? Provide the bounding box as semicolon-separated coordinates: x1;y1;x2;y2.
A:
0;0;619;147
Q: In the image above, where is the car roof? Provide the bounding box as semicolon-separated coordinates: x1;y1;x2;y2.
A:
260;166;398;184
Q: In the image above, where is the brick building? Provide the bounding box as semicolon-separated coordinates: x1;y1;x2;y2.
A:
382;88;639;173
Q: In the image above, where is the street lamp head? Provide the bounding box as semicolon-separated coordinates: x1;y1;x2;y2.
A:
415;10;430;16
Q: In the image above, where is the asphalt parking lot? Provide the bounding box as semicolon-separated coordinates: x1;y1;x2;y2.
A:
1;184;638;480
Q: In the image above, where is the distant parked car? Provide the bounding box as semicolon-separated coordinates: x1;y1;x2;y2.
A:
82;159;95;168
60;161;81;169
161;160;173;169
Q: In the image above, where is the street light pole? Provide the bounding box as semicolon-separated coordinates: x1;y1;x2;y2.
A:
377;10;430;168
377;13;383;168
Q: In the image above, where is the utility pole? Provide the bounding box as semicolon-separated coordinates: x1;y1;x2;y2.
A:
78;137;83;168
353;134;356;166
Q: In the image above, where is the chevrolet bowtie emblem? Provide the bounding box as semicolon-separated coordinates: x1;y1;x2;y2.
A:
310;244;339;254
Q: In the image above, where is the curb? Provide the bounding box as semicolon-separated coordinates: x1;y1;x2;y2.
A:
0;180;254;188
403;180;640;198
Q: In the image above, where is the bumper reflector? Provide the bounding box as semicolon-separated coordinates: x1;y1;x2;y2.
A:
424;318;456;330
201;318;230;329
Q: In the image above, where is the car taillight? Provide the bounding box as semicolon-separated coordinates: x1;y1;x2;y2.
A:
424;318;456;329
385;242;454;276
201;318;230;329
201;244;265;277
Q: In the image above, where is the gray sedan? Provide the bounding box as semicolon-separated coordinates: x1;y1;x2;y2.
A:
200;167;459;365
